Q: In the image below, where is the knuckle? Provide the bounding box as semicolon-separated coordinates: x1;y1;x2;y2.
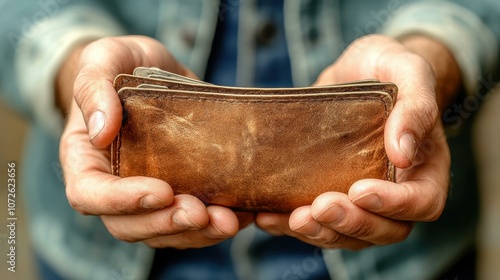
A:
144;239;164;248
409;93;439;139
65;184;89;215
146;216;175;236
344;221;375;239
396;55;439;136
420;93;439;123
72;76;88;102
380;223;413;245
320;238;348;249
104;199;129;215
73;69;99;110
316;230;348;247
423;195;447;222
169;232;213;250
413;181;447;222
420;92;439;119
328;233;348;245
106;225;137;243
397;223;413;242
393;183;423;219
141;209;187;237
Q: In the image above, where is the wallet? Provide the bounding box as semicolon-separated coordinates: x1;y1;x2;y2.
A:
111;67;397;212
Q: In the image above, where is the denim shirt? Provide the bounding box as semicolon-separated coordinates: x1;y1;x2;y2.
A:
1;0;499;279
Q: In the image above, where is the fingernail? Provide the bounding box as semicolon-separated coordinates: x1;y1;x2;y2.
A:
173;209;201;229
352;193;382;211
210;222;231;238
399;133;417;162
302;222;323;238
140;194;164;209
323;204;345;224
88;111;105;140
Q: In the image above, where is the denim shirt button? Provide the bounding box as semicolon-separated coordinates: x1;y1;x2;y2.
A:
308;27;320;44
256;21;277;46
181;26;197;49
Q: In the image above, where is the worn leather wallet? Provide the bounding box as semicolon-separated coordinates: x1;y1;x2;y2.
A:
111;67;397;212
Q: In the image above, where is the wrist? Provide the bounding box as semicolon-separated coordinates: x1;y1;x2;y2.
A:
399;34;462;111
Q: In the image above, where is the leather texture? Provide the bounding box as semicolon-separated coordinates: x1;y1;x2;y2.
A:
111;67;397;212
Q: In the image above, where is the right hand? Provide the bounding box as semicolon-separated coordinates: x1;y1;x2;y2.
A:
256;35;452;250
58;36;254;248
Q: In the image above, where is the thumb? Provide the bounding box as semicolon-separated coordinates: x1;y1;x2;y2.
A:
73;66;122;148
72;36;196;147
382;54;439;168
311;34;439;169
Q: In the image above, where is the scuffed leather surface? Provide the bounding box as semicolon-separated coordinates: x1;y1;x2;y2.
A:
111;68;397;212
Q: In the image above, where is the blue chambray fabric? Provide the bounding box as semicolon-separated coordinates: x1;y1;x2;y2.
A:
148;1;329;279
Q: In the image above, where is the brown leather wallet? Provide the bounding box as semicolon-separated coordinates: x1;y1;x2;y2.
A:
111;67;397;212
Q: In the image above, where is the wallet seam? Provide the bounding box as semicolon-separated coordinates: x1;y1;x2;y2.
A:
116;92;392;104
114;75;398;98
112;127;122;177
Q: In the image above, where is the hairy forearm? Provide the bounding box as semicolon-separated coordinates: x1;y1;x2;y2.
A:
399;35;463;112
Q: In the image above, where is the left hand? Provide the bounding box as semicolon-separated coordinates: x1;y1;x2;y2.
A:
58;36;254;249
256;34;452;250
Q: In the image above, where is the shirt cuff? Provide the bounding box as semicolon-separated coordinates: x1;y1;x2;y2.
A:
383;0;498;95
15;5;124;137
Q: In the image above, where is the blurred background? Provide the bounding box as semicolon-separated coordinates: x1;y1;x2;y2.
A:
0;98;38;279
475;86;500;280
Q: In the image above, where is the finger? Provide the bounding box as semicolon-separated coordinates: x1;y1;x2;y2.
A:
256;210;372;250
101;194;209;242
235;211;257;230
378;51;439;168
350;122;450;221
308;193;412;245
313;35;440;168
290;207;373;250
143;206;242;249
313;35;401;86
61;101;174;215
349;178;448;222
255;212;289;236
67;173;175;215
312;64;339;86
73;36;197;147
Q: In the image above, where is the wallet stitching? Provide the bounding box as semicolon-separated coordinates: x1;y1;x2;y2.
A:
117;92;391;104
113;93;394;182
112;129;122;176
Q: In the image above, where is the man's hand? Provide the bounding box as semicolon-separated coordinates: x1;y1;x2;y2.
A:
256;34;456;249
58;36;253;249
